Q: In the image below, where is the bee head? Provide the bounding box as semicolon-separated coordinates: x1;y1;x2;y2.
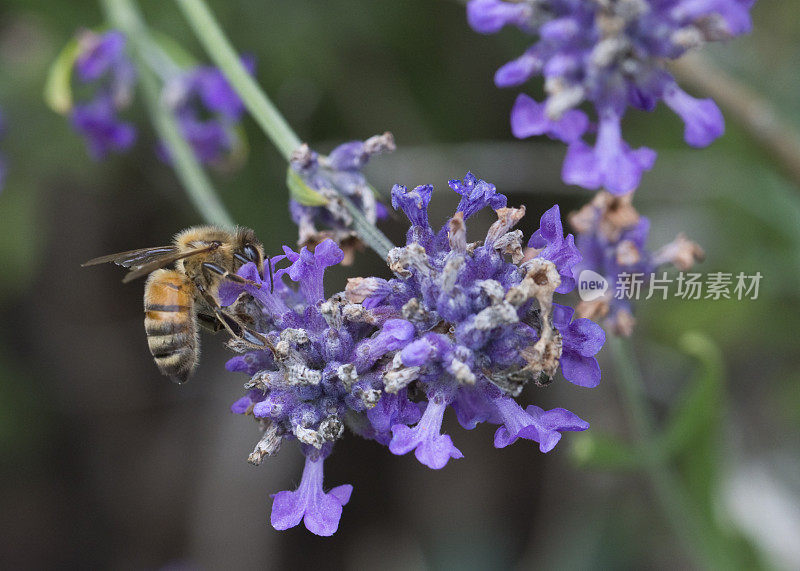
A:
234;227;266;280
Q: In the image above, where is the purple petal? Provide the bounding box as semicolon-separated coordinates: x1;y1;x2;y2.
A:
511;94;588;143
270;489;306;531
493;397;589;452
303;488;347;536
366;390;422;445
194;56;254;120
539;17;580;42
269;455;351;536
449;172;508;219
391;183;432;229
563;318;606;357
467;0;532;34
284;240;344;303
563;110;655;194
175;113;231;164
230;395;252;414
377;319;415;351
663;84;724;147
494;50;541;87
511;94;550;139
70;95;136;159
560;349;601;388
562;140;601;189
75;30;127;82
531;204;563;246
389;395;462;469
327;484;353;506
452;383;501;429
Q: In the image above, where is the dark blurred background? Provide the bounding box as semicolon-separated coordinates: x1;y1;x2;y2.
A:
1;1;799;569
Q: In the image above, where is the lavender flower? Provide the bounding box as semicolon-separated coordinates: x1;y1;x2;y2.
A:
70;30;137;159
71;94;136;159
348;173;604;469
467;0;753;193
270;452;353;536
219;238;415;535
161;57;254;165
223;173;602;535
289;133;395;263
570;191;705;335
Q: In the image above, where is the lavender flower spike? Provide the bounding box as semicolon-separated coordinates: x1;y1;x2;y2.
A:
225;174;604;533
222;238;417;533
161;56;255;165
290;133;395;262
69;29;137;159
71;95;136;160
271;452;353;536
467;0;753;190
351;173;604;467
569;191;705;336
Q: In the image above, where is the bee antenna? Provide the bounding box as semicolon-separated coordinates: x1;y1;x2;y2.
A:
267;256;275;294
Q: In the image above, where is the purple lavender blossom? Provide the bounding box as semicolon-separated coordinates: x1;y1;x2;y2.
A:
389;387;464;469
223;174;603;535
71;95;136;159
527;204;581;294
552;303;604;388
289;133;395;262
493;398;589;452
75;30;133;87
569;191;704;335
219;238;415;535
349;172;603;468
161;57;254;165
270;452;353;536
467;0;752;192
449;171;507;219
70;30;137;159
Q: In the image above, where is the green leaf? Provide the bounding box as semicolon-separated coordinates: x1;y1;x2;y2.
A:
44;37;81;115
571;432;642;471
660;332;724;457
286;168;329;207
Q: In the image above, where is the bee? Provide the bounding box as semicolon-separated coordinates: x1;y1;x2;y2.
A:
83;226;273;384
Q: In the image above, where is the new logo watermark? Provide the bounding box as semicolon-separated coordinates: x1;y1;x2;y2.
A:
578;270;609;302
577;270;762;302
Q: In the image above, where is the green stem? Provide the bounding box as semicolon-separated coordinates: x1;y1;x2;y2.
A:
609;337;736;570
341;199;395;260
102;0;235;228
174;0;300;160
175;0;397;259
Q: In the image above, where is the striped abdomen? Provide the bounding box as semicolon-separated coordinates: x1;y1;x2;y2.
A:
144;269;199;384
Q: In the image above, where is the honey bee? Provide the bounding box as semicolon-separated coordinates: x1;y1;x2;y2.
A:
83;226;273;384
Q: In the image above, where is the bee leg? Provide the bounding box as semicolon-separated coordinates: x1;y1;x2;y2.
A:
193;280;272;350
202;262;263;288
197;312;224;333
204;260;275;294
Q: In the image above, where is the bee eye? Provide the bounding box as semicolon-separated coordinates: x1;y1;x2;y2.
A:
242;244;259;263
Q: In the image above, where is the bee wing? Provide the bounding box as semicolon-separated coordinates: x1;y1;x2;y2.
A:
82;246;177;268
120;245;218;283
